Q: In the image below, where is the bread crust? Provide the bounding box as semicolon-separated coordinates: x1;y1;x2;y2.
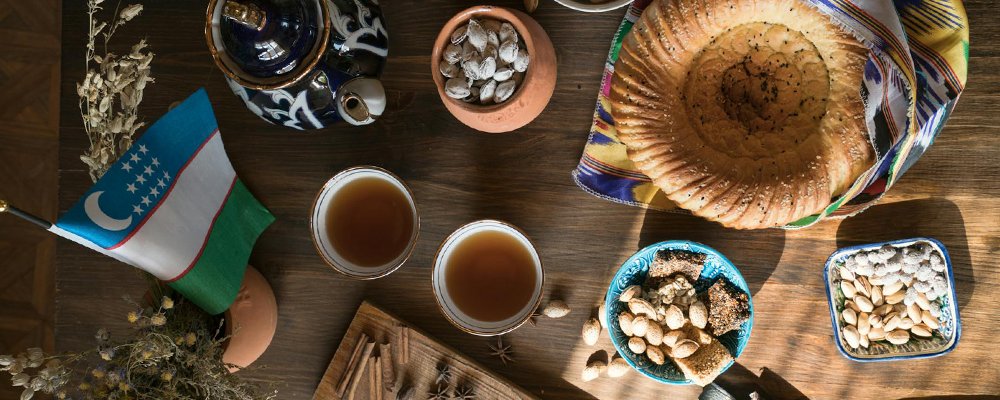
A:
610;0;874;229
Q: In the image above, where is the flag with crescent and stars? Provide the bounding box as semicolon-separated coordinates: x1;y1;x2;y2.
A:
50;89;274;315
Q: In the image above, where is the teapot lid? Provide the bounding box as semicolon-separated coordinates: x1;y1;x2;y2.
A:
206;0;330;90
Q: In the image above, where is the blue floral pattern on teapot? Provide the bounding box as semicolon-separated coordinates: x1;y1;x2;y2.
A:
207;0;389;130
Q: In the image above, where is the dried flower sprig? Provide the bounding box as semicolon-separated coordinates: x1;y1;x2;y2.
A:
1;294;277;400
77;0;154;182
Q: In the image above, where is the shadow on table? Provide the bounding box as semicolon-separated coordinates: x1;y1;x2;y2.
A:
638;210;786;296
835;197;973;310
713;363;810;399
898;397;1000;400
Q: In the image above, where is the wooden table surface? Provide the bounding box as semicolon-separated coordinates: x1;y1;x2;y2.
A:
54;1;1000;399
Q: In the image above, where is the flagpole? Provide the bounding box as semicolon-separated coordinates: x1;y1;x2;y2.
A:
0;199;53;230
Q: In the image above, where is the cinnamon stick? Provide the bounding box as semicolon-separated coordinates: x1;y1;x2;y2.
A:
374;354;384;400
367;356;377;400
337;333;371;397
346;341;376;399
379;342;396;391
401;326;410;364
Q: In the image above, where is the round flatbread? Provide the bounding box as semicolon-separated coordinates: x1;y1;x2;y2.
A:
610;0;874;229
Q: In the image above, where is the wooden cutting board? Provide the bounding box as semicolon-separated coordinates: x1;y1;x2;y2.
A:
312;301;537;400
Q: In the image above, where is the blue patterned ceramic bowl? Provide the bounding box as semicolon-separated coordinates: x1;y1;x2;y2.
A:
605;241;754;385
824;237;961;362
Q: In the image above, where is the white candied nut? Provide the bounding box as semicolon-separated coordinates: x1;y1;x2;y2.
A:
494;80;516;103
916;261;936;281
467;19;488;52
499;22;518;43
479;57;497;81
499;40;519;64
479;79;497;104
443;43;462;64
513;49;530;72
493;67;514;82
462;57;482;80
487;30;499;48
444;78;471;99
451;24;468;44
439;62;460;78
854;253;870;266
461;40;477;62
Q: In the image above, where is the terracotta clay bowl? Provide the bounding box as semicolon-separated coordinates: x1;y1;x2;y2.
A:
431;6;557;133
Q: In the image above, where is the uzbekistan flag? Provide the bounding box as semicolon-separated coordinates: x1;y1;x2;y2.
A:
51;89;274;315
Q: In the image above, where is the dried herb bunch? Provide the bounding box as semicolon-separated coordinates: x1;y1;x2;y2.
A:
78;0;155;182
0;293;277;400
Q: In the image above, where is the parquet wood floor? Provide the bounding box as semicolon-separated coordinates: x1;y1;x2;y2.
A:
0;0;60;398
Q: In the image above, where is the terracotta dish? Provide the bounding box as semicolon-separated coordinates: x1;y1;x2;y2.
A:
432;6;557;133
610;0;874;229
222;266;278;372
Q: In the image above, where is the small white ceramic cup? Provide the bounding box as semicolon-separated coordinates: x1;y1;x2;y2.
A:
432;220;544;336
310;166;419;280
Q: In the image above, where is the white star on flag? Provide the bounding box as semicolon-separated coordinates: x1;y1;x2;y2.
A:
157;179;166;188
163;171;170;180
139;144;148;154
150;187;160;196
141;196;151;206
126;183;138;193
132;204;143;214
136;175;146;184
144;165;154;175
152;158;160;167
130;153;141;163
122;163;132;172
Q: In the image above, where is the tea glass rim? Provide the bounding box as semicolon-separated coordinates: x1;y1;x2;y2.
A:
431;219;545;336
309;166;419;280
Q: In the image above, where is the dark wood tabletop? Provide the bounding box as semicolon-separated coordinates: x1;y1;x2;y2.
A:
55;1;1000;399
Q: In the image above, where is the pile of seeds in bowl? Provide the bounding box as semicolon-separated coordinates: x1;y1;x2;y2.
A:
835;242;951;350
611;249;749;386
440;18;529;105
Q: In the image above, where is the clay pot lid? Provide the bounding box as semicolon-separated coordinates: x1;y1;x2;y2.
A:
206;0;331;90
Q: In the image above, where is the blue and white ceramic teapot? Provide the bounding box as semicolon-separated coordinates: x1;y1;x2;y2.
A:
206;0;388;130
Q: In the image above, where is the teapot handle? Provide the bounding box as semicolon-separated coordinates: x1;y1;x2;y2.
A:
222;0;267;30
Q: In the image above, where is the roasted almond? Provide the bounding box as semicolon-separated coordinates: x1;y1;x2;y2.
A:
842;308;857;326
922;310;940;329
628;298;657;318
911;323;933;337
843;325;860;349
646;345;666;365
840;281;857;298
672;339;699;359
631;315;649;338
619;285;642;302
886;329;910;345
628;337;647;354
854;296;874;313
618;312;635;337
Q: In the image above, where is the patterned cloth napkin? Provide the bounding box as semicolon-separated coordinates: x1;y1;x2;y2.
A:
572;0;969;228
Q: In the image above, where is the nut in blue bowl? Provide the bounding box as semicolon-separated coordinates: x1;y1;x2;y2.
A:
605;241;753;386
824;237;961;362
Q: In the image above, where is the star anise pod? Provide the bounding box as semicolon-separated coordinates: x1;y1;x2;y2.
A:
427;383;450;400
435;363;453;386
454;384;476;400
488;336;514;365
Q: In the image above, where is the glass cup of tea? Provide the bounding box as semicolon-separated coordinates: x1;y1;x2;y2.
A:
310;166;419;279
432;220;544;336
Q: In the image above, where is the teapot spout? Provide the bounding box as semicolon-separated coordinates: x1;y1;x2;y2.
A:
222;0;266;31
338;78;386;126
